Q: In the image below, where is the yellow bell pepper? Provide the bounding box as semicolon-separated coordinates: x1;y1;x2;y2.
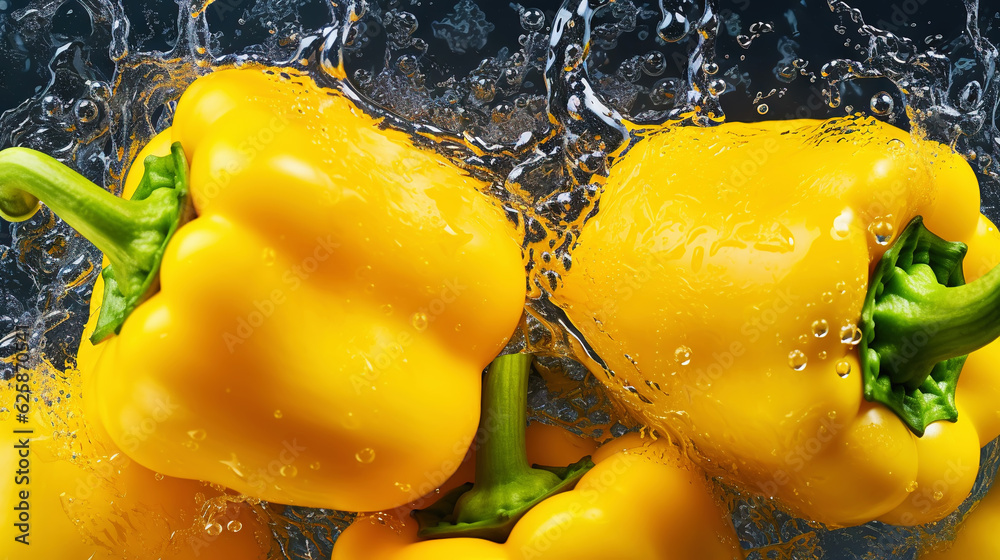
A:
555;116;1000;527
920;478;1000;559
332;357;741;560
1;359;272;559
0;66;526;512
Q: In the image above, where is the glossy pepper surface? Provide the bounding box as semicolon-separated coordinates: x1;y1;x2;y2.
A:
555;116;1000;526
920;477;1000;559
0;67;526;512
1;360;272;559
333;426;741;560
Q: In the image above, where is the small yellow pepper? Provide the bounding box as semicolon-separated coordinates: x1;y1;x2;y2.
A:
0;360;272;559
555;116;1000;526
334;415;741;560
0;66;526;512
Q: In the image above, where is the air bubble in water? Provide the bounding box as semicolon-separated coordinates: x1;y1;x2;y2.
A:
642;51;667;76
657;8;690;43
227;520;243;533
870;91;894;116
757;103;769;115
708;79;727;96
520;8;545;31
703;62;719;75
74;99;98;124
650;78;682;107
396;54;419;76
41;95;62;117
206;522;223;536
788;350;808;371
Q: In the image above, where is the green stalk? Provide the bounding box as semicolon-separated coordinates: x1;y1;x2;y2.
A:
0;145;190;341
861;216;1000;435
413;353;593;542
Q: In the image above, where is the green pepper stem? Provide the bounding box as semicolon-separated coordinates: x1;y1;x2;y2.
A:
897;264;1000;372
452;353;561;525
473;352;538;487
0;147;170;297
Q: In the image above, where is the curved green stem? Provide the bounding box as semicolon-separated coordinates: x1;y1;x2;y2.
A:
861;216;1000;435
453;353;561;524
413;353;593;542
0;148;168;295
0;145;190;342
876;263;1000;387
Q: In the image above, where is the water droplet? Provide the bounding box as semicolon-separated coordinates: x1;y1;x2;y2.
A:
674;345;692;366
273;409;283;419
261;247;276;266
41;95;62;117
708;79;727;96
188;429;207;441
933;490;944;501
835;360;852;378
227;520;243;533
757;103;769;115
411;312;428;330
74;99;98;124
310;461;322;470
736;34;752;48
869;217;895;245
788;350;808;371
818;351;827;359
812;319;829;337
395;481;412;492
840;324;862;346
153;472;165;481
869;91;894;116
280;464;298;477
356;447;376;463
836;281;847;294
703;62;719;75
906;480;919;493
206;522;223;536
827;410;838;420
821;292;834;304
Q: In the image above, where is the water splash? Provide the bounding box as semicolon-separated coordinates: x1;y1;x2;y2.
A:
3;0;1000;558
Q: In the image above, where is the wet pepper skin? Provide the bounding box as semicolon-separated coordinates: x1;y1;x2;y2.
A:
332;427;742;560
0;363;271;559
920;477;1000;559
555;117;1000;526
85;68;526;511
